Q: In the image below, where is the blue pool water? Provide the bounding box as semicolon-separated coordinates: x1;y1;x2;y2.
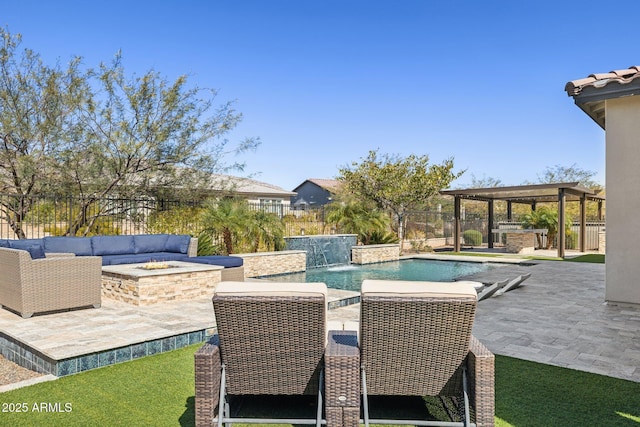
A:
262;259;495;291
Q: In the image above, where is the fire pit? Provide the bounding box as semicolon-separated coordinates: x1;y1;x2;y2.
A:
101;261;224;305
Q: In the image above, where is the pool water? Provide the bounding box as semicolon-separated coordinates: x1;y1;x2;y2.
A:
262;259;495;291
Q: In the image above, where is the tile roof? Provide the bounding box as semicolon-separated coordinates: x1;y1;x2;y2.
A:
565;65;640;129
209;174;296;196
565;66;640;96
306;178;342;193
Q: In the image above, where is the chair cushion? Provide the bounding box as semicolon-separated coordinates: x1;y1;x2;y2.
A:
0;239;9;247
165;234;190;254
7;240;46;259
361;279;477;299
133;234;170;254
215;281;327;297
43;236;93;256
91;235;135;256
454;280;486;291
187;255;244;268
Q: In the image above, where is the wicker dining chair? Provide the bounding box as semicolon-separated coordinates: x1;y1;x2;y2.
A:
350;279;495;427
194;281;330;427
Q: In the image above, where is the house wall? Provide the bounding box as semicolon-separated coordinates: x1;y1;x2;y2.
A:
244;196;291;207
605;96;640;305
291;182;333;207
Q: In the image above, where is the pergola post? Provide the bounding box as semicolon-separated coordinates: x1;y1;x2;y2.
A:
507;201;512;221
454;196;461;252
598;201;603;221
487;200;494;248
558;188;566;258
580;194;587;252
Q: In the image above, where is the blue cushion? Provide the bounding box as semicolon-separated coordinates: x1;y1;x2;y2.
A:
8;239;43;251
0;239;9;248
165;235;190;254
91;235;135;256
133;234;170;254
188;255;244;268
26;244;46;259
43;236;93;256
7;239;46;259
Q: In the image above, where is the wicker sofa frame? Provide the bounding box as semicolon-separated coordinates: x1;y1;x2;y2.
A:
0;247;102;318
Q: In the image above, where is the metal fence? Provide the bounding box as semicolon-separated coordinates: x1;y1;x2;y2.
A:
0;193;605;252
404;209;605;251
0;193;329;239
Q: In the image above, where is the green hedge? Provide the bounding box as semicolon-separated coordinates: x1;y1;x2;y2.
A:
463;229;483;246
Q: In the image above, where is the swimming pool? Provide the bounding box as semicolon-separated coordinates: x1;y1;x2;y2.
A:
261;259;496;291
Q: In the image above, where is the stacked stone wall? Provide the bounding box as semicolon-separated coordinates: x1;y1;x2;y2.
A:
351;244;400;265
238;250;306;277
101;269;221;305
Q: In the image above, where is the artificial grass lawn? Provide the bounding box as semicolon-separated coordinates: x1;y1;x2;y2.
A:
0;344;199;427
564;254;605;263
445;251;605;264
1;344;639;426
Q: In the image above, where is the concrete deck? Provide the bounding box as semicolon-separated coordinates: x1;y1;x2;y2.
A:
2;256;640;387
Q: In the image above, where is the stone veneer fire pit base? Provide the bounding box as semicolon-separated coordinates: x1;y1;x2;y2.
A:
101;261;223;306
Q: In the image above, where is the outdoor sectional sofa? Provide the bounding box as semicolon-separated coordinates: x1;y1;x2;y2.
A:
0;234;244;279
0;234;245;317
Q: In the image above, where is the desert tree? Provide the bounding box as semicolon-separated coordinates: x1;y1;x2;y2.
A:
0;28;88;237
57;53;259;235
0;28;259;237
530;163;602;191
338;149;463;244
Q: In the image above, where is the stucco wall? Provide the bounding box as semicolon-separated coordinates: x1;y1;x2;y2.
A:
605;96;640;304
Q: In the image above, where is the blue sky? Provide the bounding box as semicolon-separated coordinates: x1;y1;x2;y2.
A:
2;1;634;191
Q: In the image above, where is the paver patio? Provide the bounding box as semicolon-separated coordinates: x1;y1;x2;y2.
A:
1;255;639;387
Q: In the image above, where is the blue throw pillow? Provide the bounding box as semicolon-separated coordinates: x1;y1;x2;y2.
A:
26;244;46;260
165;235;190;254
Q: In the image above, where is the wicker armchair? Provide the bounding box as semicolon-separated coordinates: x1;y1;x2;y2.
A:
0;247;102;318
194;281;330;427
344;279;495;427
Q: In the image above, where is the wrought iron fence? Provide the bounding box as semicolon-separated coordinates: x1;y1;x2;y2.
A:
0;193;605;252
0;193;329;239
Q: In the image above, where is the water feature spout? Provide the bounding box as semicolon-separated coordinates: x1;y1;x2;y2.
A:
284;235;358;269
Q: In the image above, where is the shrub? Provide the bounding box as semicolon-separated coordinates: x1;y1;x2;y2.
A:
463;229;483;246
196;230;224;256
362;230;399;245
566;231;579;250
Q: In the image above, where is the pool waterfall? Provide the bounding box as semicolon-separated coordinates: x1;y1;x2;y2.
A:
284;235;357;269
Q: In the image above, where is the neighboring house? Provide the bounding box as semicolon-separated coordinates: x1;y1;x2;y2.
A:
291;178;341;209
208;174;297;213
565;65;640;305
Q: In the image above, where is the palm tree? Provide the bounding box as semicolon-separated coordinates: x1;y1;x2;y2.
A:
326;201;392;244
247;210;285;252
521;206;570;249
201;198;252;254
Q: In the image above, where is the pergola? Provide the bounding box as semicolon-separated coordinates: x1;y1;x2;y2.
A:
440;182;605;258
